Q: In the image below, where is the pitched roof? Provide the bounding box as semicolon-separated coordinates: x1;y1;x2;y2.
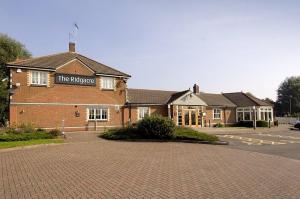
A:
127;88;178;104
166;90;190;104
223;92;270;107
7;52;130;77
127;89;271;107
197;93;236;107
244;93;272;106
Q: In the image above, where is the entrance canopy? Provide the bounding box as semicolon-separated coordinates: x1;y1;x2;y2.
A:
168;90;207;106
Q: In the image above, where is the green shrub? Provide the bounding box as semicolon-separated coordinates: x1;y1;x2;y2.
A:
5;127;18;134
214;123;224;128
49;129;61;137
18;123;36;133
100;126;141;140
0;132;55;142
174;127;219;142
235;121;253;127
256;120;268;127
137;115;175;139
36;128;45;132
294;122;300;129
235;120;269;127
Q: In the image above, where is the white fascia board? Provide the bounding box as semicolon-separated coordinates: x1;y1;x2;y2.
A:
7;65;55;72
96;73;130;78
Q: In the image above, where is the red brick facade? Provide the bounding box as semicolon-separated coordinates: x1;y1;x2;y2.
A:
9;48;261;131
204;107;236;127
10;60;127;131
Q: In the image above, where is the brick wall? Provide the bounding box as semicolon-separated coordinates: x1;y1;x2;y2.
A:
126;105;168;124
9;60;127;130
204;107;236;126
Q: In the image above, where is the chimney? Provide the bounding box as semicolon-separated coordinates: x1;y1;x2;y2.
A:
193;84;199;94
69;42;75;52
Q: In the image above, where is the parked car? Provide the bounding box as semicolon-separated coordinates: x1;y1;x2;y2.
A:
294;121;300;130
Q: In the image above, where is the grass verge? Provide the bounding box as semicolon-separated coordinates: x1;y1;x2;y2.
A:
0;139;64;149
174;127;218;142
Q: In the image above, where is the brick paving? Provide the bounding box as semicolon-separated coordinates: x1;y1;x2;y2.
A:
0;132;300;198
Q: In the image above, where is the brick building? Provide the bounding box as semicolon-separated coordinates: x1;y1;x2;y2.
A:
6;43;273;131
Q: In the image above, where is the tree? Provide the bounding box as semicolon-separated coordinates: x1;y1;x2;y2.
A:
0;34;31;125
276;76;300;116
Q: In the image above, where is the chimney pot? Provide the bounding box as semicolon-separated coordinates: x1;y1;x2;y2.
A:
193;84;199;94
69;42;75;52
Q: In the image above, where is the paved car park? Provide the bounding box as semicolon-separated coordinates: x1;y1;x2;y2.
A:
0;130;300;199
199;125;300;160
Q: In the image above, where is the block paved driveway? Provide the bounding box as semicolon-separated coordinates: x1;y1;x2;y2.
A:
197;125;300;160
1;132;300;199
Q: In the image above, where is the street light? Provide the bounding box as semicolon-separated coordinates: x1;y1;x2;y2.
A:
253;106;256;130
289;95;292;116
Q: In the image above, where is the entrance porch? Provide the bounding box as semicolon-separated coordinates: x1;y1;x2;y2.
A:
173;105;205;127
167;90;207;127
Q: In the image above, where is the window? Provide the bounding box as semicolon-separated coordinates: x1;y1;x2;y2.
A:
244;112;251;120
259;107;273;121
88;108;108;121
213;109;221;119
238;112;243;122
138;107;149;119
237;107;255;121
31;71;48;86
101;77;114;90
178;110;182;125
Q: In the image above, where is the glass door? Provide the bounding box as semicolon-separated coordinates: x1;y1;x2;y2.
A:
184;111;190;126
191;111;196;126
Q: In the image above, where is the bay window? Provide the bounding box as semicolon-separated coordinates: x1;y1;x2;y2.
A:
236;108;252;121
237;107;273;122
259;107;273;121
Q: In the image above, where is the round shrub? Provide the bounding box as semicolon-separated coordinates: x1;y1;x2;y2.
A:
137;115;175;139
295;122;300;130
49;129;61;137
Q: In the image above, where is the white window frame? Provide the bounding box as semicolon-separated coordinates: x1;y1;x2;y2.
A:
236;107;252;121
87;107;109;121
101;77;115;90
258;107;273;122
138;107;150;120
236;107;273;122
30;71;48;86
213;108;222;120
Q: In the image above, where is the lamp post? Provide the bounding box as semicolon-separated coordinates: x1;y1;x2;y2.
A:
289;95;292;116
253;106;256;130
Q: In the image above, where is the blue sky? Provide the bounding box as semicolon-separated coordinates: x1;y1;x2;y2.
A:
1;0;300;100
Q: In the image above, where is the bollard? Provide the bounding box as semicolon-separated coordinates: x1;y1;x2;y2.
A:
61;119;66;138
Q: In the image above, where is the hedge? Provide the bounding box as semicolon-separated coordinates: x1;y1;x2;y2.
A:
235;120;269;127
0;132;55;142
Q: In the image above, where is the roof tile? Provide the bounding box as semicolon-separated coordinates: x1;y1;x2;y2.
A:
7;52;130;77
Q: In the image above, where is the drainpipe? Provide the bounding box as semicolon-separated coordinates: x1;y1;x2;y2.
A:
167;104;171;119
224;107;227;127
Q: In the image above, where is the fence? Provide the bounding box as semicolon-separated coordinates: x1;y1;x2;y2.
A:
275;117;300;125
